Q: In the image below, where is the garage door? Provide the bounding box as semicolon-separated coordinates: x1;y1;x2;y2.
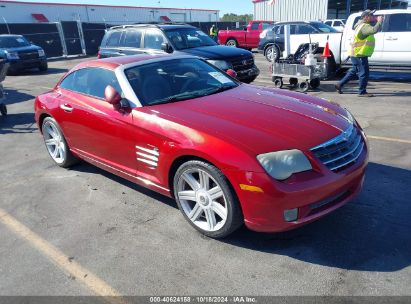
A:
170;13;186;22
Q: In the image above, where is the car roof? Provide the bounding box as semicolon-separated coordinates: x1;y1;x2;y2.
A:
73;54;194;70
0;34;23;38
275;21;318;25
349;9;411;17
109;23;196;31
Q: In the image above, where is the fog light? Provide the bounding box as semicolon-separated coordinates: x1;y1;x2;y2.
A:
283;208;298;222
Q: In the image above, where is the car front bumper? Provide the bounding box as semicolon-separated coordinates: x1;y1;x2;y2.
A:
9;57;47;71
225;145;369;233
235;65;260;81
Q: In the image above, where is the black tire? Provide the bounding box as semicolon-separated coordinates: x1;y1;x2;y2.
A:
289;78;298;88
242;76;257;84
273;77;283;89
265;44;280;62
7;68;18;76
310;78;321;89
39;62;48;72
42;117;79;168
173;160;243;238
299;81;310;93
226;39;238;48
0;103;7;116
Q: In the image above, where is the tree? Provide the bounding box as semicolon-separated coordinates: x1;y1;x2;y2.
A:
221;13;254;22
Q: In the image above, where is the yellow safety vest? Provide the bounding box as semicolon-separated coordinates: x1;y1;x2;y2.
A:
210;27;217;37
350;23;376;57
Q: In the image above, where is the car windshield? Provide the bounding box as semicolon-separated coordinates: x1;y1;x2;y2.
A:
164;28;217;50
125;58;238;106
0;36;31;48
311;22;339;33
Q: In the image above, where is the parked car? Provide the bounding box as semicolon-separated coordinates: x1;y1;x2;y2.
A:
99;24;259;83
0;34;47;75
217;20;274;50
263;10;411;72
35;54;368;238
258;21;339;62
324;19;346;32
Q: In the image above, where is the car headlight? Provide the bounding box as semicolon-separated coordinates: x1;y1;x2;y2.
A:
345;108;354;124
38;49;45;57
207;60;232;70
257;149;312;181
5;51;19;60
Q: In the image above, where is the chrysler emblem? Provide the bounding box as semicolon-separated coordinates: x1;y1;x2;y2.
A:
242;60;248;65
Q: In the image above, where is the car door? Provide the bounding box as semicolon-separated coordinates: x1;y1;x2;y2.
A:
381;13;411;65
57;67;137;175
99;30;125;58
121;29;146;56
143;28;167;54
245;22;260;48
289;23;312;53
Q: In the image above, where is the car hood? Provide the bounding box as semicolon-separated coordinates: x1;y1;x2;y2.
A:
153;85;352;154
0;45;41;52
177;45;252;60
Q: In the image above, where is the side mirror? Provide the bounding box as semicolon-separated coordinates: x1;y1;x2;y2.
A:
161;42;173;54
244;27;248;31
105;85;122;107
226;69;238;79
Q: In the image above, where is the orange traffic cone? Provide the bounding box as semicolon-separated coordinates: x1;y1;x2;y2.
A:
323;35;331;58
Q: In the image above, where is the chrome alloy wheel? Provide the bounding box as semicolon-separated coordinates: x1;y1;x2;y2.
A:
43;120;66;164
226;40;237;47
177;169;228;232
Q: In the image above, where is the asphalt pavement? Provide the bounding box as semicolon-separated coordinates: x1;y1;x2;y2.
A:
0;54;410;297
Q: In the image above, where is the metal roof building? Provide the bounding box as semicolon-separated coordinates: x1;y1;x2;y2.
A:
253;0;409;21
0;0;219;24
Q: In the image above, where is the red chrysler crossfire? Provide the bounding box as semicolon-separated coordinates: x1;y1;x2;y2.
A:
35;54;368;238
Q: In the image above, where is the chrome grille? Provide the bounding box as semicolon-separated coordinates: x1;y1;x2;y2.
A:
19;52;39;60
310;124;365;172
231;57;254;71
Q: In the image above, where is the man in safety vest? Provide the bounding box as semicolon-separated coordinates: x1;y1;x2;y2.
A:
210;25;218;42
335;10;384;97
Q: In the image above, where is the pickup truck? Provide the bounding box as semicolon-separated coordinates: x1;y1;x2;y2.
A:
218;20;274;50
266;9;411;74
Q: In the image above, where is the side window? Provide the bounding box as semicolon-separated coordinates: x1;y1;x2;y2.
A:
106;31;122;47
297;24;316;34
144;29;166;50
352;17;361;30
387;14;411;32
262;23;272;31
251;22;259;31
59;68;122;100
276;25;284;35
334;21;343;26
123;29;143;48
325;21;332;26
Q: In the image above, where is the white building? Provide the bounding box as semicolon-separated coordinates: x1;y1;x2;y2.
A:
253;0;409;21
0;0;219;24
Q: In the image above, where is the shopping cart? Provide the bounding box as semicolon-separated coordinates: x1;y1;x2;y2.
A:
271;43;328;92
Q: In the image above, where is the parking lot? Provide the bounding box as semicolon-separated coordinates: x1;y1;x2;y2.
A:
0;54;410;298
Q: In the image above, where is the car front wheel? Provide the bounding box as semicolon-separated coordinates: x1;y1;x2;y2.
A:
173;160;243;238
42;117;78;168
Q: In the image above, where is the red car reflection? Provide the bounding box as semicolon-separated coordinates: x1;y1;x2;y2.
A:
35;54;368;238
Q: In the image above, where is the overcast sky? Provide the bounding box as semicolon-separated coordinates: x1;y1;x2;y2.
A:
10;0;254;15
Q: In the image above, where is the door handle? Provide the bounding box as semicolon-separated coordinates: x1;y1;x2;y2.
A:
386;37;398;41
60;104;73;113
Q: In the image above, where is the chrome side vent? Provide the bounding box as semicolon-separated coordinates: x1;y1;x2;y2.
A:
136;146;159;168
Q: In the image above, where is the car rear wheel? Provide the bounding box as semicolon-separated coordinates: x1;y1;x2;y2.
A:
265;44;280;62
174;160;243;238
226;39;238;48
42;117;78;168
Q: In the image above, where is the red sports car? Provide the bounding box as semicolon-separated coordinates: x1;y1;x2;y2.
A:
35;54;368;238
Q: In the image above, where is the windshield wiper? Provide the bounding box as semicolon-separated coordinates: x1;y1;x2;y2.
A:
203;84;237;95
148;91;205;106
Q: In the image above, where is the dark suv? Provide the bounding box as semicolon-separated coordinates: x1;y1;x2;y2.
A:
258;21;338;61
0;35;48;74
99;24;259;83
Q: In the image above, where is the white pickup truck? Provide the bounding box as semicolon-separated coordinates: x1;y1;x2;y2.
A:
284;9;411;72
